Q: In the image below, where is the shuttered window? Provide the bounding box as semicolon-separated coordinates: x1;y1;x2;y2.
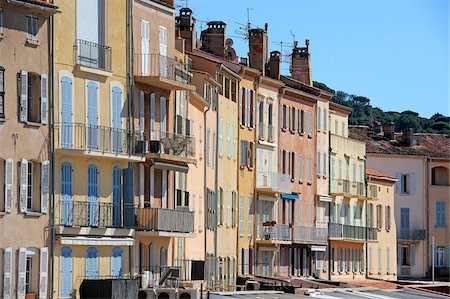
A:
111;247;123;277
87;164;99;226
61;162;73;226
4;158;13;213
0;67;4;118
218;118;223;157
436;201;446;226
226;121;230;158
26;15;38;40
239;194;245;238
59;247;72;297
248;195;253;239
86;247;98;278
39;247;49;298
112;87;123;153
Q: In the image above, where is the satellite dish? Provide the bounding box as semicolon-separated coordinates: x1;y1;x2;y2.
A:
225;38;234;47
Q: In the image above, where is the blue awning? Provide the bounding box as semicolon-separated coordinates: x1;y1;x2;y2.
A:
281;193;299;200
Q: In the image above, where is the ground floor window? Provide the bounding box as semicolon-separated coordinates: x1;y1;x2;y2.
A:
435;247;444;267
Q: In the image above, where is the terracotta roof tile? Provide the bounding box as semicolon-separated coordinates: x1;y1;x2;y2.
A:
15;0;58;9
366;168;396;180
190;49;242;74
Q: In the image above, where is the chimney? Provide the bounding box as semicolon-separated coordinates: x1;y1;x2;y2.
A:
175;8;196;52
291;39;312;85
267;51;281;80
383;122;395;140
200;21;226;58
248;23;269;75
402;128;414;146
373;121;382;135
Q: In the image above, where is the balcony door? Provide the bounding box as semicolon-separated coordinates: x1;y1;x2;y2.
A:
76;0;102;68
60;76;73;148
88;164;99;226
141;20;150;75
61;162;73;226
111;87;123;153
159;26;168;77
112;166;121;227
87;81;99;150
400;208;410;239
160;96;167;153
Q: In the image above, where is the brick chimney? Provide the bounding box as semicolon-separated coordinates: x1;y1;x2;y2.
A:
291;39;312;85
267;51;281;80
200;21;226;58
383;122;395;140
248;23;269;75
176;8;197;52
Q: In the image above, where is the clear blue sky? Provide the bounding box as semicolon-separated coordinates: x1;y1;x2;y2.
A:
175;0;449;118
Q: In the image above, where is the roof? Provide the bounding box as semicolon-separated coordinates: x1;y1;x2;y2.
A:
330;101;353;114
8;0;58;9
189;49;242;75
349;128;450;159
366;168;397;182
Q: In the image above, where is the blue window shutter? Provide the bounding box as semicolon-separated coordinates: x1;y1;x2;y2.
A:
86;247;98;278
87;81;98;149
112;87;122;153
111;247;123;277
112;167;121;227
61;77;73;147
60;247;72;297
123;167;134;227
88;164;99;226
61;162;73;226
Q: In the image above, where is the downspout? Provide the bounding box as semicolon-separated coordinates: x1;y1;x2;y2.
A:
49;3;56;297
214;65;222;285
203;89;211;283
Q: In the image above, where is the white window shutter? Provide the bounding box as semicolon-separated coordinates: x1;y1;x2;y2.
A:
280;105;283;129
20;70;28;122
41;160;50;213
39;247;49;299
20;159;28;213
40;74;48;124
239;88;243;125
4;158;13;213
17;247;27;299
3;247;12;299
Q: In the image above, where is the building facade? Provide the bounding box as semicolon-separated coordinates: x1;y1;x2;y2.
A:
0;1;58;298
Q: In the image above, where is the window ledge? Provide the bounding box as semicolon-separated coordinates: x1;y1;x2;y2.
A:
435;224;447;227
76;64;112;77
25;38;39;47
0;117;5;123
24;121;42;128
24;211;43;217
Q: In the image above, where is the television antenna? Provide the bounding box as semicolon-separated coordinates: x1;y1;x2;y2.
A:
234;8;256;41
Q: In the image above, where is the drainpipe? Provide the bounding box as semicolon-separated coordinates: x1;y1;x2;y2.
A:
203;88;211;284
49;2;56;297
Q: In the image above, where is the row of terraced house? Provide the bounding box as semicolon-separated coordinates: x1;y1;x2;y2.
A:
0;0;448;298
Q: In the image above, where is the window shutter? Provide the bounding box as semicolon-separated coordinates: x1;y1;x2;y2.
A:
40;160;50;213
445;246;450;267
3;247;12;299
20;70;28;122
250;90;254;127
323;153;327;176
386;248;390;272
323;109;327;131
368;247;373;272
308;112;312;136
395;173;401;193
39;247;49;299
4;158;13;213
280;104;284;129
410;173;416;195
20;159;28;212
317;152;321;176
139;90;145;133
39;74;49;124
17;247;27;299
233;124;237;160
299;154;303;180
239;87;244;125
410;244;415;266
150;93;155;138
219;119;223;157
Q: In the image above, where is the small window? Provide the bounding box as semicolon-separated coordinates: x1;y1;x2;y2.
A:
26;162;33;211
435;247;444;267
26;15;38;40
231;79;237;102
224;77;230;99
401;174;411;194
0;67;4;118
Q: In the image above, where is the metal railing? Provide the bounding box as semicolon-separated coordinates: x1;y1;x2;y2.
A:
136;207;194;233
331;179;365;197
257;123;274;142
268;124;274;141
357;182;366;196
368;185;377;198
329;223;377;241
58;200;135;228
258;123;265;140
292;226;328;243
74;39;111;71
135;53;191;84
146;130;195;159
55;123;146;156
256;171;291;193
398;229;427;240
139;266;181;288
261;224;291;241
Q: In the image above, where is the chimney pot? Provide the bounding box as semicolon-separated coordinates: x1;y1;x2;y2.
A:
248;27;269;75
291;39;312;85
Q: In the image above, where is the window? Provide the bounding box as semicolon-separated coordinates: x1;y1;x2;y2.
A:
300;109;305;133
299;154;303;182
341;121;345;136
307;157;312;184
323;153;327;177
376;204;383;230
281;104;287;130
334;120;338;134
224;77;230;99
317;152;321;176
19;159;49;214
323;109;327;131
240;88;254;127
19;71;48;124
212;132;216;167
431;166;449;186
226;121;230;159
435;247;444;267
239;195;245;238
352;163;356;182
0;9;3;35
290;152;295;180
248;195;253;239
26;162;33;211
436;201;446;226
307;112;312;137
206;129;210;165
0;67;4;118
317;107;321;131
26;15;38;40
240;141;254;168
385;205;391;230
231;79;237;102
218;119;223;157
400;245;409;266
397;173;415;195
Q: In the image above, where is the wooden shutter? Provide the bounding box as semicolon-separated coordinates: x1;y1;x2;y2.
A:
20;70;28;122
41;160;50;213
410;173;416;195
17;247;27;299
410;244;415;266
279;104;284;129
150;93;155;139
4;158;13;213
3;247;12;299
19;159;28;212
40;74;48;124
39;247;49;299
139;90;145;134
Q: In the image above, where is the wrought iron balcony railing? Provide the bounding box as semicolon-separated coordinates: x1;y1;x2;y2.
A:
329;223;377;241
146;130;195;159
135;53;191;84
398;228;427;240
260;224;291;241
292;226;328;243
136;207;194;233
331;179;366;197
55;123;147;156
58;199;135;228
74;39;111;71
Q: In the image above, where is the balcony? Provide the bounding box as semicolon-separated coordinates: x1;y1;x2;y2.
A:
140;260;204;288
258;224;291;244
330;179;366;198
258;123;275;143
57;200;135;228
256;172;291;194
136;207;194;236
74;39;111;73
328;223;377;242
292;226;328;244
134;53;193;91
55;123;146;161
398;229;427;241
145;130;196;164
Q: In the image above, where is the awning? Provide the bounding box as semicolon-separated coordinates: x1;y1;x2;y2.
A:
60;237;134;246
258;246;277;252
318;195;332;202
153;162;188;173
258;194;278;202
311;245;326;252
281;193;299;200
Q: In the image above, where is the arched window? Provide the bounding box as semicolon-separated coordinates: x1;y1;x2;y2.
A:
86;247;98;278
112;247;123;277
258;101;264;124
60;247;72;297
